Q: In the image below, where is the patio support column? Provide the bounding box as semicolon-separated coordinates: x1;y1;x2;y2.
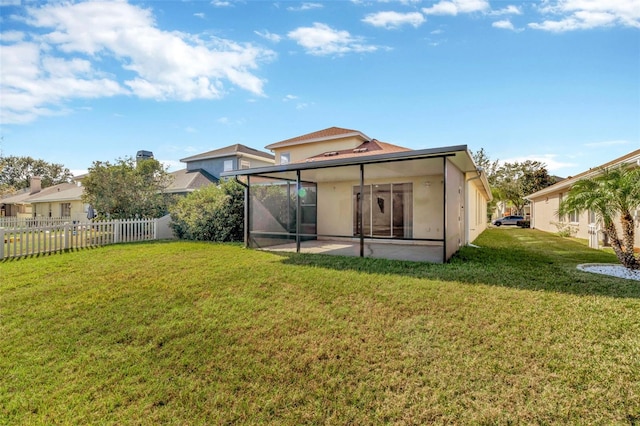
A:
296;170;301;253
359;164;364;258
246;175;250;248
442;157;447;263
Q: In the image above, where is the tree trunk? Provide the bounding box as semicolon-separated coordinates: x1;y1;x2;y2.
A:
605;221;640;270
620;212;639;270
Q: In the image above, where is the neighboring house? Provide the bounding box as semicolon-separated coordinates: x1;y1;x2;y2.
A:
180;144;275;177
26;179;88;222
526;149;640;249
222;127;492;263
165;169;218;195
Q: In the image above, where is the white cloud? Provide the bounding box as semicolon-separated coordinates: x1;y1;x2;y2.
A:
362;11;425;29
423;0;490;15
1;1;274;124
283;94;298;101
0;0;21;6
287;3;323;12
217;117;230;124
185;126;197;133
490;5;522;15
0;30;25;42
584;139;631;147
492;19;516;30
194;12;205;19
211;1;232;7
254;30;282;43
288;23;378;56
529;0;640;31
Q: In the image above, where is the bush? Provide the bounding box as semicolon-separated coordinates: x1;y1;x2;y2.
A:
516;220;530;228
169;180;244;242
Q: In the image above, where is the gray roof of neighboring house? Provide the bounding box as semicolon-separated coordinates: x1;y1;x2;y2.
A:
180;144;275;163
166;168;218;193
0;189;32;205
25;182;84;203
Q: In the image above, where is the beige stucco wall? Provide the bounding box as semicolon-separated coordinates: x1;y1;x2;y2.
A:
273;136;365;164
32;200;87;222
466;178;488;243
316;175;445;240
531;191;640;249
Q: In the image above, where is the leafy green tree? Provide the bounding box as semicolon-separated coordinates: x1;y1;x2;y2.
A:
471;150;556;218
82;157;174;219
494;160;555;215
0;156;73;190
169;180;244;241
559;166;640;270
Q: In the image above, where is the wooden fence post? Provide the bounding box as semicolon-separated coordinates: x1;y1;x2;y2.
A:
0;228;4;259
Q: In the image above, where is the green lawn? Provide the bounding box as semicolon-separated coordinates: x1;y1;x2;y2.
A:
1;228;639;424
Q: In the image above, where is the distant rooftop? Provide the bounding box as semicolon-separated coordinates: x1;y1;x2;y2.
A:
181;144;274;163
265;127;370;150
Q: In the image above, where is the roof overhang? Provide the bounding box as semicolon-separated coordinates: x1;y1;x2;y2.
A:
265;131;370;151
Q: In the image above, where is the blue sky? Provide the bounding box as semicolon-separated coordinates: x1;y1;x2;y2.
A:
1;0;638;178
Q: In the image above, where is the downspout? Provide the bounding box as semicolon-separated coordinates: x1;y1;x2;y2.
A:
443;157;447;263
296;170;301;253
464;167;483;246
234;176;250;248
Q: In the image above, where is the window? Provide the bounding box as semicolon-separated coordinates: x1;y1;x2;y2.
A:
588;210;597;224
61;203;71;217
353;183;413;238
223;159;233;172
240;159;250;169
280;152;290;165
568;210;579;223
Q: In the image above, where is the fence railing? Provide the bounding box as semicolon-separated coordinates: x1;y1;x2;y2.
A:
1;218;160;260
0;216;73;228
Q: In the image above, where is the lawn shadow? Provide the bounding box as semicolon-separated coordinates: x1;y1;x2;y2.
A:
275;241;640;299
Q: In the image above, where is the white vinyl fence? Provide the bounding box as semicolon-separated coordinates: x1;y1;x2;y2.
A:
0;216;73;228
1;218;163;260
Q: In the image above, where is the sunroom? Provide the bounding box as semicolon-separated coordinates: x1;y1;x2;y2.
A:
221;145;490;263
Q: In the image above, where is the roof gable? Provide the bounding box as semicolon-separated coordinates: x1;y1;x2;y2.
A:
293;139;411;163
180;144;274;163
265;127;370;150
166;168;218;193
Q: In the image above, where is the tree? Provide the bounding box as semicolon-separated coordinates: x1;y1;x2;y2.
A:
82;157;174;219
471;149;556;218
494;160;555;215
0;156;73;190
559;166;640;270
169;180;244;241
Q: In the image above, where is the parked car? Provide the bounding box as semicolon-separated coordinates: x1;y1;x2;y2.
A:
492;215;524;226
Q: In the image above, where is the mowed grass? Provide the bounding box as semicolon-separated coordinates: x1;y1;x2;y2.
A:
1;228;639;424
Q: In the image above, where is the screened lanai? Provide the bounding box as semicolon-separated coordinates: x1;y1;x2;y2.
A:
221;145;487;263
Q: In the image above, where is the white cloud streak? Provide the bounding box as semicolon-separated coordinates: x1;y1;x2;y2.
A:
254;30;282;43
288;23;379;56
529;0;640;31
492;19;516;30
287;3;323;12
362;11;425;29
423;0;490;16
1;1;274;124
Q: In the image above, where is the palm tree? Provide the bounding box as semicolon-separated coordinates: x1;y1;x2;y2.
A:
559;165;640;270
